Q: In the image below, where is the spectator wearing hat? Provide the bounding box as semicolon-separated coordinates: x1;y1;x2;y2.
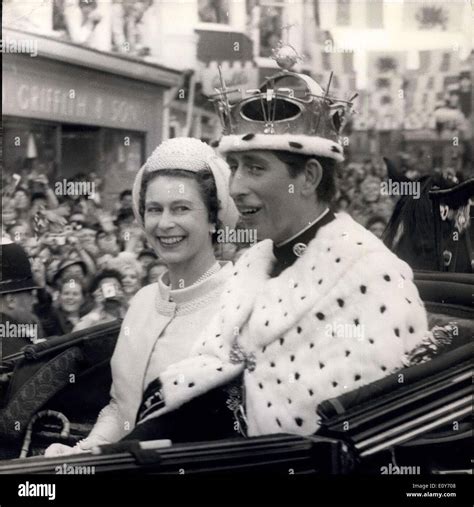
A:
0;240;43;361
52;258;88;288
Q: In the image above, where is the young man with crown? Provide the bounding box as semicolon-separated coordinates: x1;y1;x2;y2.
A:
130;53;430;440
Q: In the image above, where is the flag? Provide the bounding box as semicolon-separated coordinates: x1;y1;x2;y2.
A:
402;0;464;32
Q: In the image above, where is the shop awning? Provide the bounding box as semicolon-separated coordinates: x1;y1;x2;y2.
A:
3;28;182;89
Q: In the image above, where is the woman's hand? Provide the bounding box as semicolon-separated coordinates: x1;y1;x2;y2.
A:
44;443;83;457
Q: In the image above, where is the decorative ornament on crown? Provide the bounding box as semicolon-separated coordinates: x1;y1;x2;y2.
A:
209;42;357;144
271;41;302;71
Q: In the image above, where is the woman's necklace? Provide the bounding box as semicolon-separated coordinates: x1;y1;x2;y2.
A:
194;262;221;285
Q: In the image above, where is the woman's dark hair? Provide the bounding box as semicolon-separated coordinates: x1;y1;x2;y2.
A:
272;152;337;204
89;269;124;294
138;169;221;243
145;259;167;283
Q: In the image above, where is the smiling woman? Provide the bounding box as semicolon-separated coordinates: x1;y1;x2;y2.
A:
44;138;239;456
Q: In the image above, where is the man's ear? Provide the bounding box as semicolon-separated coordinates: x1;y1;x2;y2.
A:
301;158;323;196
4;293;16;310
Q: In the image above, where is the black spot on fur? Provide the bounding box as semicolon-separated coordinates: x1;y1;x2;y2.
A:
335;257;341;263
331;145;341;153
242;133;255;141
394;328;400;337
297;326;302;334
354;318;360;326
406;298;412;304
384;274;391;282
381;365;387;371
319;362;325;369
360;285;367;294
409;326;414;334
188;383;195;388
294;372;300;380
337;298;345;308
290;355;295;362
380;305;386;313
277;378;281;384
173;380;178;385
210;139;220;147
354;374;361;381
265;320;269;326
259;382;263;389
332;381;338;387
217;367;223;372
309;342;314;348
280;337;284;345
318;279;323;285
267;402;272;407
301;296;306;300
289;141;303;149
345;350;351;357
288;398;292;404
295;417;303;427
316;312;325;320
369;338;374;344
308;389;314;396
276;418;281;427
270;362;275;368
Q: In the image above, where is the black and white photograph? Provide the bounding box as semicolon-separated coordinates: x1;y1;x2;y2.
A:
1;0;473;505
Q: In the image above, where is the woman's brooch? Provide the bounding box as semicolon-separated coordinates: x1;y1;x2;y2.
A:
229;341;256;372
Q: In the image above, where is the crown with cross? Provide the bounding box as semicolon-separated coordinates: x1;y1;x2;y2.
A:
209;30;357;162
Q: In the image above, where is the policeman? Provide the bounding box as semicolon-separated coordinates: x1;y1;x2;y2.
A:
0;239;43;363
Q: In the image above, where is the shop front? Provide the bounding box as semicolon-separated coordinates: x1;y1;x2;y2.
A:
2;28;182;208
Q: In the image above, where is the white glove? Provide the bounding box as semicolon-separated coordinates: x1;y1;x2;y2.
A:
44;442;85;457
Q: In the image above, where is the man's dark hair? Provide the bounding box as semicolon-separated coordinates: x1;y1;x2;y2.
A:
273;152;337;204
89;269;123;294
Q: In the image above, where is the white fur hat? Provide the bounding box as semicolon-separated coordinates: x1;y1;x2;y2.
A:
132;137;238;230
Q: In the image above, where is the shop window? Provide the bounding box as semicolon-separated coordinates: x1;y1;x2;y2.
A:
2;121;59;183
198;0;230;24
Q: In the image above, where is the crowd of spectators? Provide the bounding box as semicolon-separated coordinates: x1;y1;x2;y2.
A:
333;157;396;237
1;154;441;339
1;172;169;339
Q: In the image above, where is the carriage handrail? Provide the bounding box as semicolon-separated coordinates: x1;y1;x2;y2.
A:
1;319;122;367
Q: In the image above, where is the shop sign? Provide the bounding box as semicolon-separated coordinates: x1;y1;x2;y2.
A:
3;63;151;130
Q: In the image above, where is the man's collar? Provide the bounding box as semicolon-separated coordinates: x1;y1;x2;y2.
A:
271;208;335;277
276;208;331;248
